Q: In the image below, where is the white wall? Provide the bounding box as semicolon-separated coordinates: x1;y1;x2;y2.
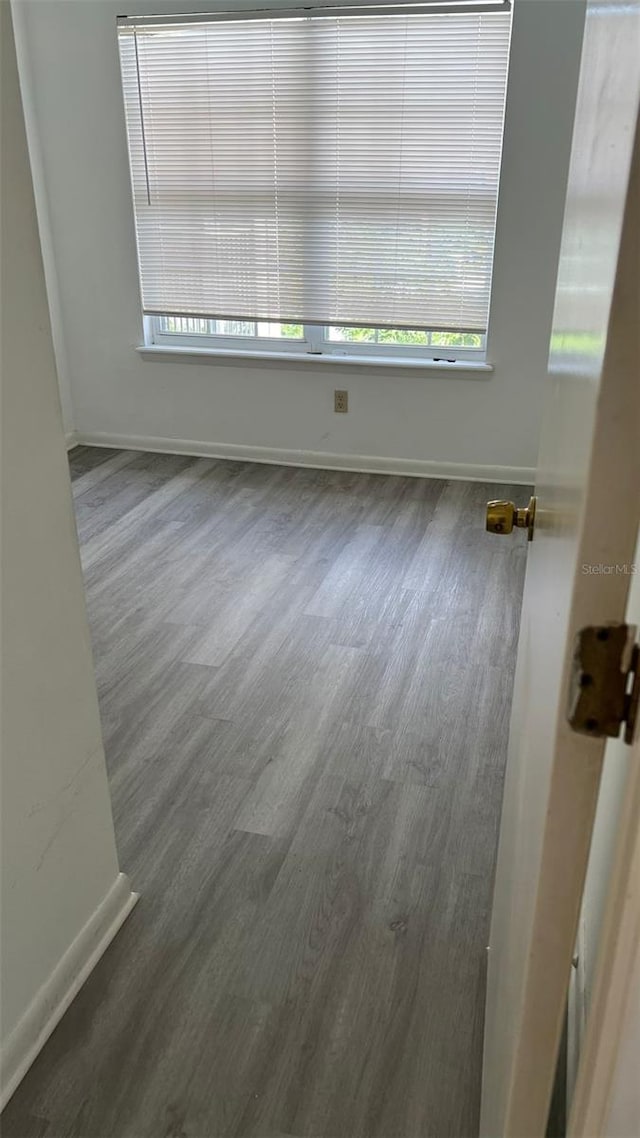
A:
602;936;640;1137
0;0;136;1107
14;0;586;481
10;0;74;436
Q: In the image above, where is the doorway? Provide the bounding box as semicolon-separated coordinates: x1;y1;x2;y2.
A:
2;452;529;1136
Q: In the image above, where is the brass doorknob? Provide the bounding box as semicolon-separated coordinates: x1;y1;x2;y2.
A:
486;496;536;541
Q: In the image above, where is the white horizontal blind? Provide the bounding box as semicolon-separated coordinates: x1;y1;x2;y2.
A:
118;7;511;331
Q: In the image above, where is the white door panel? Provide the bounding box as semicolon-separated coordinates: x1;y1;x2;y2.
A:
481;2;640;1134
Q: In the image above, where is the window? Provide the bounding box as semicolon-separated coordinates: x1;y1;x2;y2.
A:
150;316;486;362
119;3;511;362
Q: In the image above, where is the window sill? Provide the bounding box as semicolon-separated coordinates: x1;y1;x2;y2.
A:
137;344;493;375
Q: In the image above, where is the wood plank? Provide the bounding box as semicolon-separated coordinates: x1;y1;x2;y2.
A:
1;453;529;1138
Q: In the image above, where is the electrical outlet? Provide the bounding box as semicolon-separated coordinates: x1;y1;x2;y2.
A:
334;389;349;413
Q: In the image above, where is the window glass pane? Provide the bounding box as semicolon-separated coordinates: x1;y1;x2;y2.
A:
160;315;218;335
377;329;428;345
328;327;377;343
328;326;482;347
256;322;304;339
158;318;306;339
214;320;256;336
431;332;484;348
157;317;486;354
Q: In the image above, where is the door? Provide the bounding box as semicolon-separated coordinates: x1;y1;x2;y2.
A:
480;1;640;1135
568;542;640;1135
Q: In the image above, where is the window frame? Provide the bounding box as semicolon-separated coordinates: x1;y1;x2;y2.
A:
148;318;487;364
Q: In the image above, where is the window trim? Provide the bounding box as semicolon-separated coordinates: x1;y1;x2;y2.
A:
137;342;494;375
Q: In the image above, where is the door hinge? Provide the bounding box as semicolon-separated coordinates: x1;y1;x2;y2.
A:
568;624;640;744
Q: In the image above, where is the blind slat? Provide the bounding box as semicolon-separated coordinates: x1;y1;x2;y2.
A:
118;10;511;331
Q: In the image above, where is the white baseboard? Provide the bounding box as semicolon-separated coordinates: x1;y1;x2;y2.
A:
74;432;535;485
0;873;138;1110
65;430;78;450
